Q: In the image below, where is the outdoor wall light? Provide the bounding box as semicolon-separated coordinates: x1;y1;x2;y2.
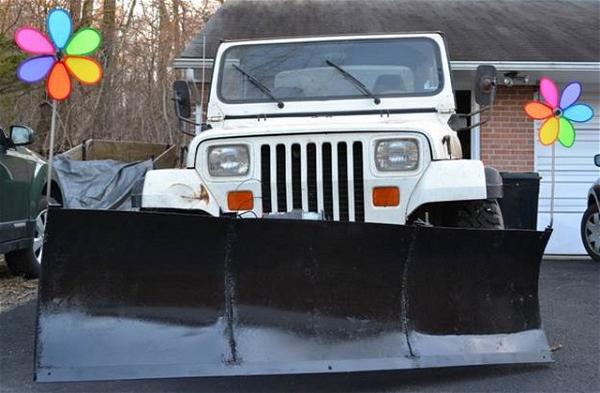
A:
503;71;530;86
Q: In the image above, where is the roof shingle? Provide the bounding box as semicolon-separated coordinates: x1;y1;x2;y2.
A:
180;0;600;62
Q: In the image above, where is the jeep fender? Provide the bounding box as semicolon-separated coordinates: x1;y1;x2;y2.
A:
484;166;503;199
406;160;487;216
141;169;220;216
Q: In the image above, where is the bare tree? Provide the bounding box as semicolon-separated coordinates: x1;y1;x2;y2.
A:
0;0;223;153
69;0;81;25
81;0;93;25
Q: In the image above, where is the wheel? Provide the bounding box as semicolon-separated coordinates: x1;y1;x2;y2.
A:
5;197;50;278
581;204;600;262
445;199;505;229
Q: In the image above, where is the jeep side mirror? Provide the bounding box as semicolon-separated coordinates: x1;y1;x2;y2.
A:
173;80;192;119
475;65;497;106
594;154;600;167
10;125;35;146
172;80;205;135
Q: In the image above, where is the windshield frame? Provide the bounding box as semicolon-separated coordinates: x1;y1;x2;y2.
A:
216;37;445;105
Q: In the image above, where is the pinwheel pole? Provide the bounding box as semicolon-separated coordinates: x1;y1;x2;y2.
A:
45;100;58;199
549;143;556;227
15;7;103;200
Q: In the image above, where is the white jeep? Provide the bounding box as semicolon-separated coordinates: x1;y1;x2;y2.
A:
139;33;503;228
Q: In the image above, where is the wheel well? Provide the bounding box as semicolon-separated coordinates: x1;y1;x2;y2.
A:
140;208;212;216
408;199;504;229
43;181;63;205
408;199;490;226
407;201;458;226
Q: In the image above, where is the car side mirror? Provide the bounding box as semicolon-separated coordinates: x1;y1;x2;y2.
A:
10;125;35;146
475;65;497;106
594;154;600;167
0;128;7;151
173;80;192;119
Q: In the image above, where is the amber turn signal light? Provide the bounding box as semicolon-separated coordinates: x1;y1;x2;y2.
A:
228;191;254;211
372;187;400;207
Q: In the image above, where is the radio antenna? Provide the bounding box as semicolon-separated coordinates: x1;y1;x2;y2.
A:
200;35;206;129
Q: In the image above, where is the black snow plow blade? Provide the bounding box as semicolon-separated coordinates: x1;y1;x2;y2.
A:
36;208;552;382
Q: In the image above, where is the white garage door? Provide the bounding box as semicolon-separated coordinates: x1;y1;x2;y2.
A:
535;92;600;254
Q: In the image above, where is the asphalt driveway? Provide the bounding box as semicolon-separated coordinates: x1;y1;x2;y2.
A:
1;258;598;393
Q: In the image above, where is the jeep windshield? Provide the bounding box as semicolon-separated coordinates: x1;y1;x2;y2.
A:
218;37;444;104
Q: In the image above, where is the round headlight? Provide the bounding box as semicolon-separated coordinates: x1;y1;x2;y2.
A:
207;144;250;176
375;139;419;171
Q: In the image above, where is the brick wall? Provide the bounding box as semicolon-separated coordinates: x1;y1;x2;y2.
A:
480;86;537;172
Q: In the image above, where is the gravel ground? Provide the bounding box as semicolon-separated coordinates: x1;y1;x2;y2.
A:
0;255;38;313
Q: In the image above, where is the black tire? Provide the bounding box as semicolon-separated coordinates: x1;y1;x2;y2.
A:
580;204;600;262
446;199;505;229
5;197;50;278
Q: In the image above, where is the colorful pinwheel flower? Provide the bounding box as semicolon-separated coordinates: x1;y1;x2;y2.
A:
524;77;594;148
15;8;103;101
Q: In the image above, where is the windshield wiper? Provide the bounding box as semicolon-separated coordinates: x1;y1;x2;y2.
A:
326;60;380;105
232;64;284;109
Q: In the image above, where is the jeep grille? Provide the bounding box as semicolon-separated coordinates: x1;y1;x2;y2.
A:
260;142;365;222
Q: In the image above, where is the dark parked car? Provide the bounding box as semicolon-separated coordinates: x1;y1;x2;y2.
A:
581;154;600;262
0;125;63;277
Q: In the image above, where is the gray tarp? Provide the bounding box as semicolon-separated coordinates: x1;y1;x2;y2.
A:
52;155;153;210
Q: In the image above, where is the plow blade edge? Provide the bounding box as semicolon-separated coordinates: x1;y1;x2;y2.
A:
36;208;552;382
